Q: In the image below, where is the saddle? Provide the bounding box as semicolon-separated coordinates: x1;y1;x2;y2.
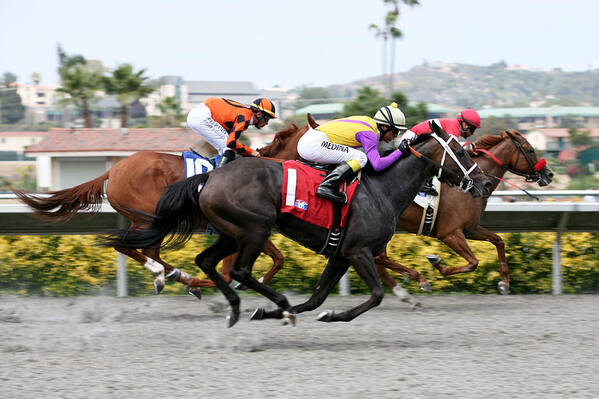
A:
280;160;360;258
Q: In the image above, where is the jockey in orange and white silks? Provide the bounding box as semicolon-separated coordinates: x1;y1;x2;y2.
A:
401;109;481;142
297;103;409;203
187;97;276;167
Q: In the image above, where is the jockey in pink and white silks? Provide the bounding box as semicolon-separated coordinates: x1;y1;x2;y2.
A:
297;103;410;203
400;109;482;195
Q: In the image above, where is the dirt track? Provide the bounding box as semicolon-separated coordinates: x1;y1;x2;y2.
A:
1;293;598;398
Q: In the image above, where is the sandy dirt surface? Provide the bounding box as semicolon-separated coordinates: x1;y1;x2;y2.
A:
1;293;598;399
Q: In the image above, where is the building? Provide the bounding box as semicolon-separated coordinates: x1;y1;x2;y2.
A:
11;82;59;124
24;128;274;191
525;128;599;155
479;106;599;131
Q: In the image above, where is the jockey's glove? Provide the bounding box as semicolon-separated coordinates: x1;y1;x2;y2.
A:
397;139;410;155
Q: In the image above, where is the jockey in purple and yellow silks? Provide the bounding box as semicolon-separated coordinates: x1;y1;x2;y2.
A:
297;103;411;203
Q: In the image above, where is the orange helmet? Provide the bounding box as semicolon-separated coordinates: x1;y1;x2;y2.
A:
250;98;276;119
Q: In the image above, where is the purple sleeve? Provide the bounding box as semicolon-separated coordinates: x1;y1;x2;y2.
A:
355;130;402;172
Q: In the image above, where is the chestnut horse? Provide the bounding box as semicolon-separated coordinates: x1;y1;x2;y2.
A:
100;123;491;326
256;127;553;294
11;125;309;297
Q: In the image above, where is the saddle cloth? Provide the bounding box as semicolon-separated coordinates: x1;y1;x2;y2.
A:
281;161;359;230
183;151;219;178
413;177;441;236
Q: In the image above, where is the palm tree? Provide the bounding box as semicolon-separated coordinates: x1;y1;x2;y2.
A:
56;64;102;128
370;0;420;97
102;63;154;128
157;96;181;127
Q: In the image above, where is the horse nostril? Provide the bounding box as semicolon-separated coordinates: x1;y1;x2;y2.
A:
484;181;493;194
548;171;554;178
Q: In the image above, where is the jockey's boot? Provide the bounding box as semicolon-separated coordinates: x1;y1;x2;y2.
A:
217;149;235;168
419;176;438;196
316;162;356;204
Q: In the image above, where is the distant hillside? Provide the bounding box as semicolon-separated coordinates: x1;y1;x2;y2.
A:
326;62;599;108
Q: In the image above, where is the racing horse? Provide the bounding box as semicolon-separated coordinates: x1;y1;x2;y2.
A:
11;126;309;296
100;122;492;327
258;127;553;294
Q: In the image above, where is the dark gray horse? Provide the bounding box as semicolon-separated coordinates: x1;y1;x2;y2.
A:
102;123;492;327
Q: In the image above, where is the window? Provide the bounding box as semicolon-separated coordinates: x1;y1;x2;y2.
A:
37;92;45;97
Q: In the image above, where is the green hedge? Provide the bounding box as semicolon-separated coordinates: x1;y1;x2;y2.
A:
0;233;597;296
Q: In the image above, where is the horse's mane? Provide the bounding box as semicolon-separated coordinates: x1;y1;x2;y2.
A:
273;123;300;140
474;134;504;150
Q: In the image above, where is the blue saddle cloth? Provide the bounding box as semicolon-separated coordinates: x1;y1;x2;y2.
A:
182;151;221;178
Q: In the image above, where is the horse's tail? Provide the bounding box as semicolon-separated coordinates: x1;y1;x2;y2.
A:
99;174;209;250
12;171;109;221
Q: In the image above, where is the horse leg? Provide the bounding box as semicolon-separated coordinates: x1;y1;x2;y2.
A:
375;249;431;292
115;247;166;294
221;254;234;284
252;257;349;322
141;247;217;301
233;239;284;290
375;264;422;309
259;239;285;285
193;235;240;327
228;234;292;320
428;230;480;279
468;226;510;295
318;249;384;323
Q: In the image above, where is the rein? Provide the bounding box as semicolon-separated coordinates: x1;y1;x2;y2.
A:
408;133;478;194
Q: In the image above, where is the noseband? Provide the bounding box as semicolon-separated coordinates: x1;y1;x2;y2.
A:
409;133;479;194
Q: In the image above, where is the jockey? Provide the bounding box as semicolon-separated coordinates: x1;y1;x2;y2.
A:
297;102;410;203
187;97;276;167
400;109;482;195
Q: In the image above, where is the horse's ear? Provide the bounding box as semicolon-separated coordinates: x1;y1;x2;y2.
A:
307;113;319;129
505;130;518;140
500;130;508;139
429;120;447;137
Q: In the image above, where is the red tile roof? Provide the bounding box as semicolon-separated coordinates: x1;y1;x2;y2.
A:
25;128;206;153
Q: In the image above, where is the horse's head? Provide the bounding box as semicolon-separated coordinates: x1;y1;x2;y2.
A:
500;130;553;187
411;121;492;198
257;123;308;160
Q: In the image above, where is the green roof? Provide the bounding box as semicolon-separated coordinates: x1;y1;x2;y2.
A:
294;103;345;115
479;106;599;119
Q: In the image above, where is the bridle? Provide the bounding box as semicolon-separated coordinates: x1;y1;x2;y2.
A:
409;132;480;194
465;134;547;183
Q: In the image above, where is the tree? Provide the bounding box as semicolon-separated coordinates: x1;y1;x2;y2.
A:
295;86;332;108
157;96;182;127
55;45;101;128
102;63;154;128
474;116;518;139
56;64;101;128
369;0;420;96
568;128;593;147
0;87;25;124
31;73;41;85
1;72;17;88
339;86;389;117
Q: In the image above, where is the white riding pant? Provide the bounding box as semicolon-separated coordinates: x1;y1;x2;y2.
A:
297;128;367;168
187;103;230;155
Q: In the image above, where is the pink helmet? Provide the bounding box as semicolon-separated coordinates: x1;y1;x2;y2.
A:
457;109;481;128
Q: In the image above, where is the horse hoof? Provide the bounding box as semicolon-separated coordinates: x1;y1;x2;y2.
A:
154;280;165;295
233;282;248;291
249;307;265;321
420;282;432;293
426;255;441;265
188;287;202;300
411;301;423;310
317;310;333;322
498;281;510;295
282;311;296;326
226;311;239;328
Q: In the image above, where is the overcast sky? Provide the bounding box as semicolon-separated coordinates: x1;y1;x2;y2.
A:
1;0;598;89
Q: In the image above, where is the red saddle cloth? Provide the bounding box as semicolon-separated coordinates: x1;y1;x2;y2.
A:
281;160;359;229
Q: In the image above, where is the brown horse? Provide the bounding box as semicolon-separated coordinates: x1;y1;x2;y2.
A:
256;127;553;294
11;126;311;296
